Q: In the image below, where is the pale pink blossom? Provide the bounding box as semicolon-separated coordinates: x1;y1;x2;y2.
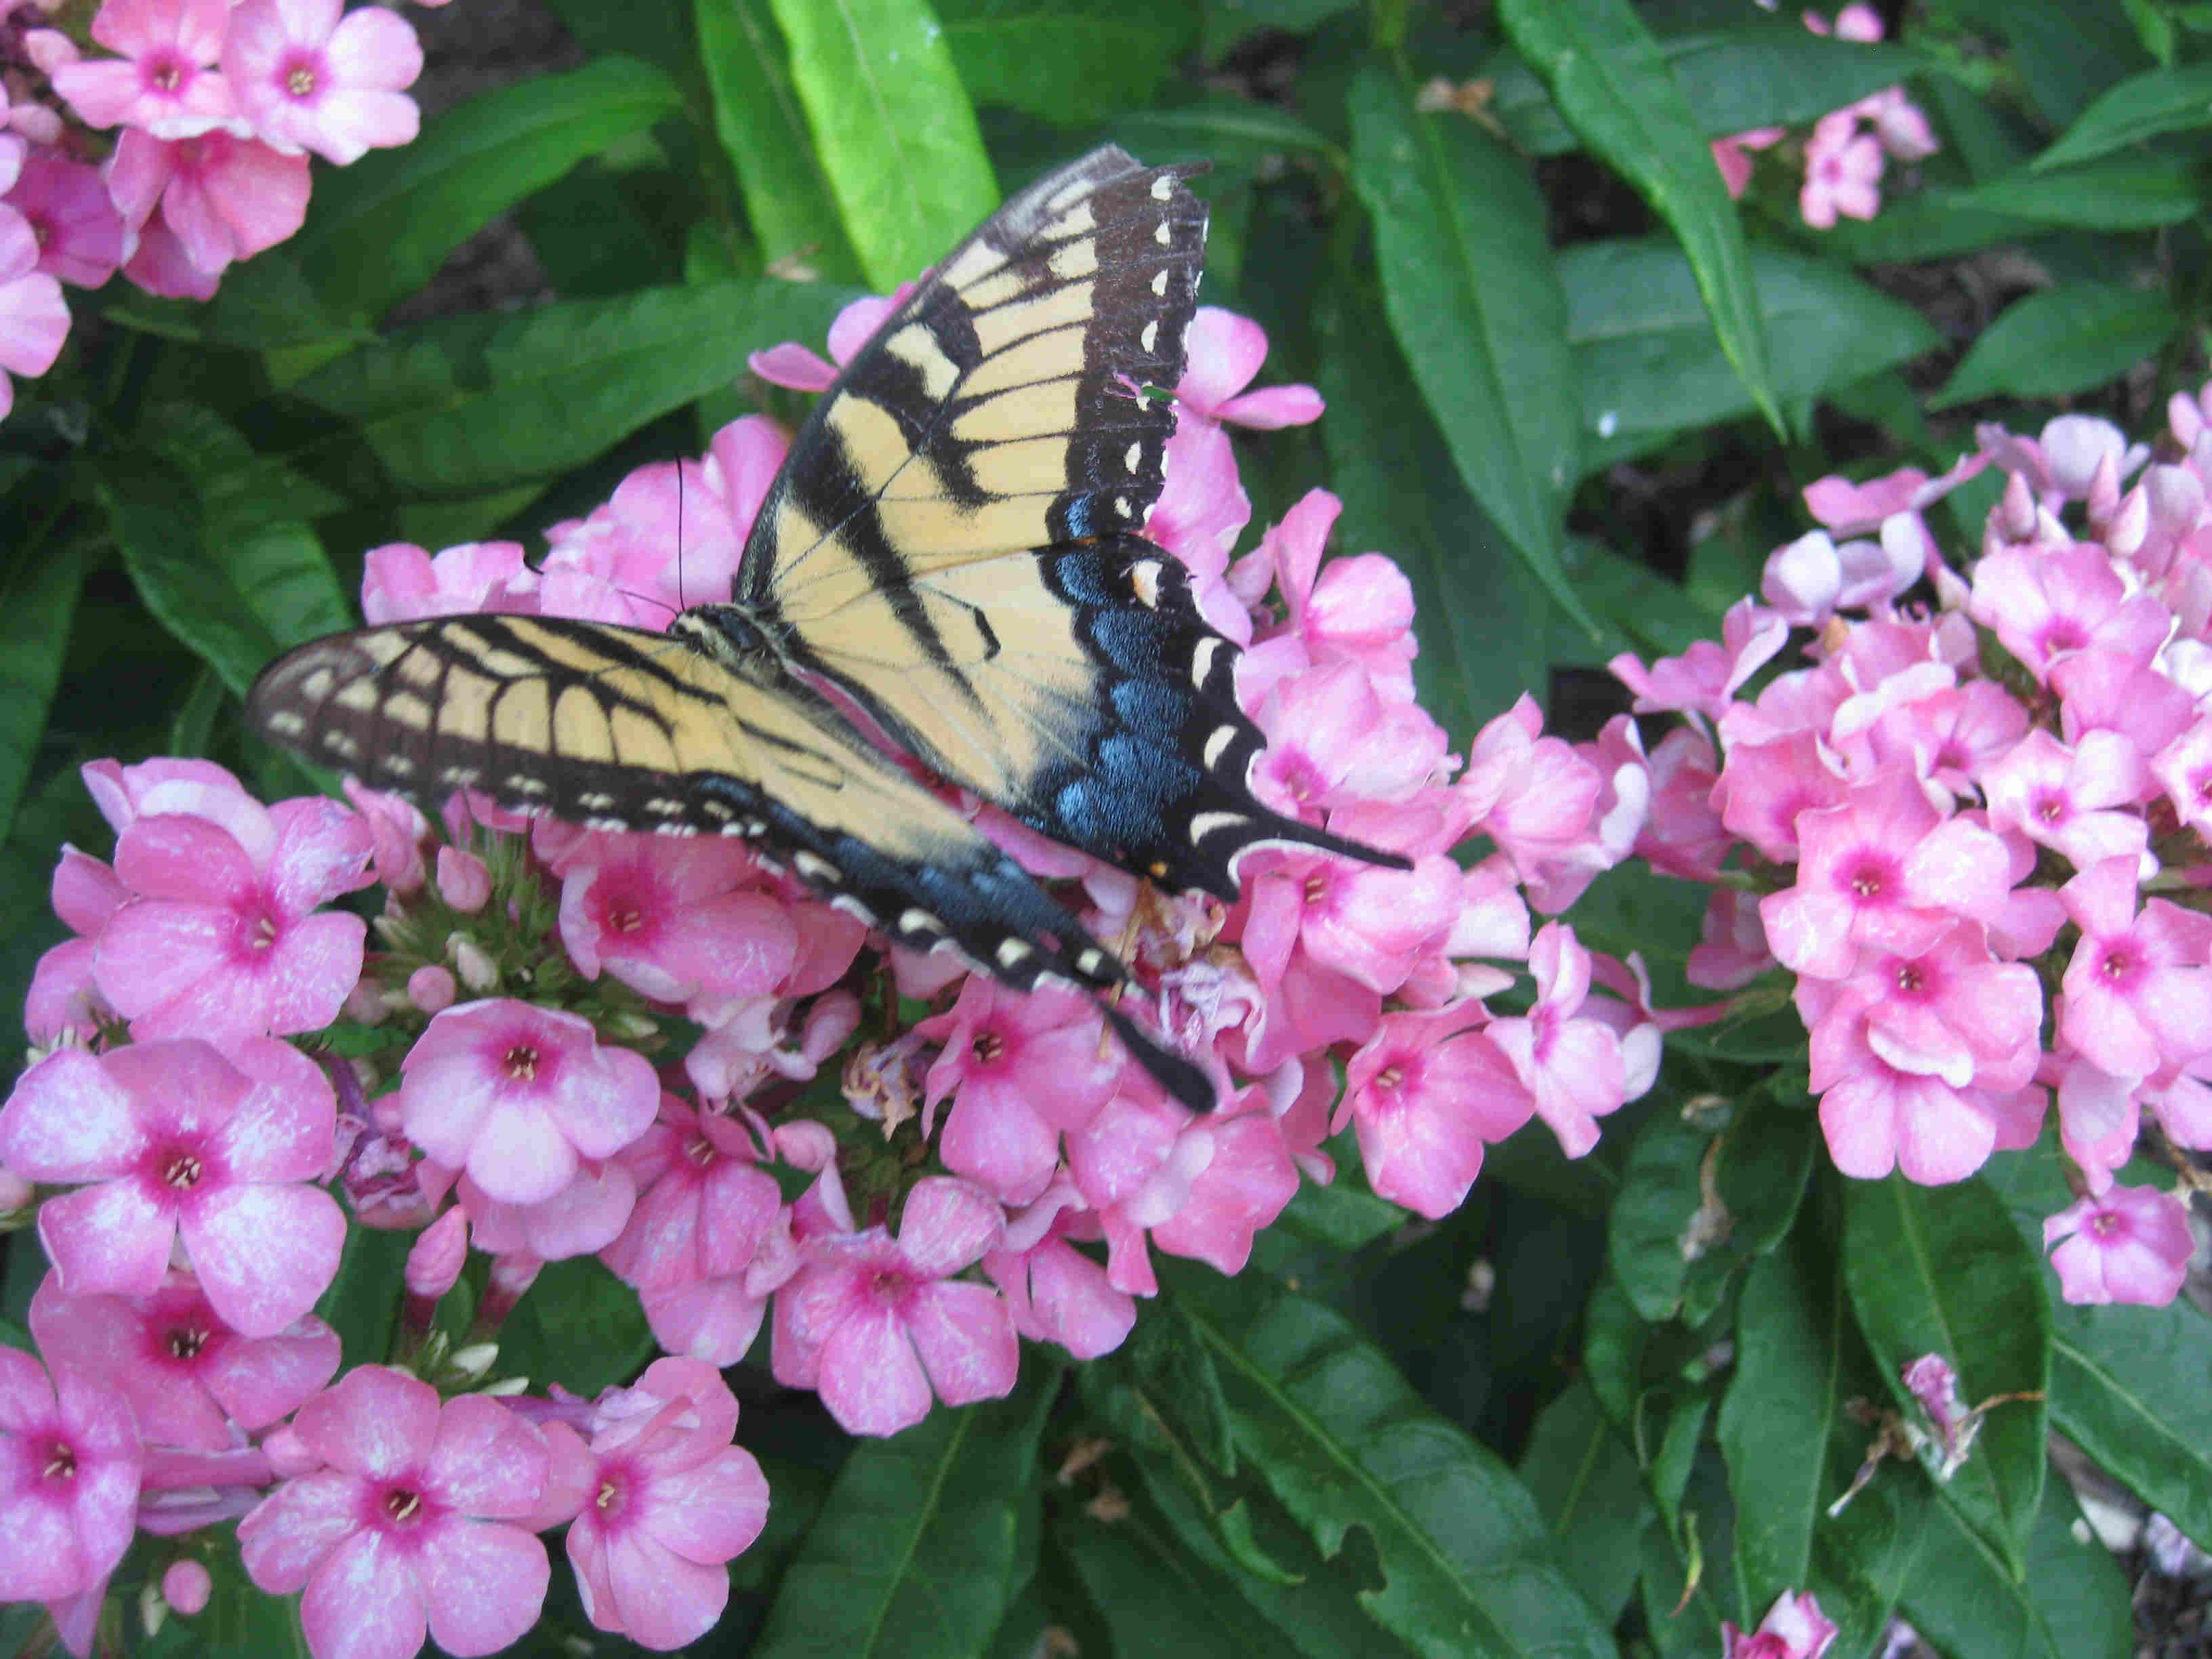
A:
1342;1003;1531;1216
1799;111;1883;228
119;201;222;298
1488;924;1629;1158
104;127;311;279
395;1000;661;1206
1980;729;2150;872
162;1559;213;1616
1065;1090;1212;1296
0;1038;344;1334
237;1366;552;1659
0;200;68;419
49;0;233;136
2057;858;2212;1082
5;150;124;287
985;1185;1136;1359
2045;1183;2194;1305
1968;547;2169;683
1611;599;1788;721
1176;306;1324;430
1144;415;1252;638
25;846;127;1044
360;539;535;622
223;0;422;165
558;838;796;1006
0;1348;140;1605
1811;1015;2043;1183
1151;1096;1299;1273
771;1176;1017;1436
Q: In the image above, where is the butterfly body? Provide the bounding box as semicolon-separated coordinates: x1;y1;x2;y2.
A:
248;147;1407;1109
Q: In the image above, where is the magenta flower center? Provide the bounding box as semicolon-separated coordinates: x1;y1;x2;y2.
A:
234;901;282;956
162;1150;205;1191
148;56;184;94
2089;1209;2121;1239
2042;619;2088;655
1894;962;1926;996
41;1437;77;1486
166;1322;209;1362
607;901;644;933
1375;1062;1404;1092
971;1031;1005;1066
682;1133;718;1168
865;1267;916;1309
503;1043;541;1082
1303;872;1332;905
382;1486;425;1526
283;56;319;99
1847;863;1885;899
2097;946;2137;984
593;1463;635;1520
2034;792;2067;825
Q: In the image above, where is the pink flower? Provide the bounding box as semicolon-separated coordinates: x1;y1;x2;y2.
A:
1968;547;2169;683
771;1176;1017;1436
26;847;127;1044
1150;1096;1300;1273
1249;659;1450;817
1487;924;1629;1158
558;838;796;1006
546;1359;769;1649
94;791;373;1041
1612;598;1788;720
916;979;1119;1205
238;1366;552;1659
2044;1184;2194;1306
1176;307;1324;430
104;127;311;279
1980;729;2148;871
222;0;422;165
49;0;233;136
540;456;739;622
2057;858;2212;1082
5;150;124;287
747;284;913;390
1712;127;1783;198
1343;1003;1532;1216
0;1348;140;1605
119;202;222;298
1811;1012;2044;1183
0;201;68;419
1143;415;1252;636
1240;490;1418;701
29;1268;340;1450
1799;111;1883;228
1723;1589;1839;1659
985;1186;1135;1359
361;539;535;622
1800;924;2042;1095
395;1000;661;1207
163;1559;213;1616
0;1038;344;1334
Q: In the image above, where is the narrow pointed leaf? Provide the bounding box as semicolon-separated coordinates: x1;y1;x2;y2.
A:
937;0;1199;126
1948;154;2206;229
1347;65;1588;632
1841;1176;2050;1578
753;1361;1061;1657
1931;285;2177;409
0;539;82;843
697;0;862;281
1499;0;1780;436
766;0;998;290
2049;1298;2212;1551
2033;60;2212;169
1164;1263;1616;1658
292;57;683;321
1516;1379;1650;1624
1899;1468;2131;1659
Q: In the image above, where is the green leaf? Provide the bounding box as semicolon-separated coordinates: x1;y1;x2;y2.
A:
2034;61;2212;169
313;1221;411;1368
1931;284;2179;409
2049;1297;2212;1551
1312;251;1549;747
289;279;852;494
1516;1378;1652;1624
766;0;998;291
1347;65;1588;631
1498;0;1780;438
1940;0;2156;129
1164;1263;1618;1658
1946;154;2207;229
0;539;83;843
291;57;684;321
1270;1174;1406;1252
1719;1235;1931;1658
1108;96;1342;169
493;1256;655;1396
697;0;864;281
1841;1176;2051;1578
938;0;1199;126
1562;237;1940;474
752;1360;1061;1658
1057;1513;1275;1658
1608;1098;1713;1324
1900;1462;2133;1659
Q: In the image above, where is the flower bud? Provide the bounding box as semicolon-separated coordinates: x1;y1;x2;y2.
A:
448;935;498;991
407;964;457;1016
342;979;389;1025
436;846;492;913
161;1561;211;1618
450;1340;501;1381
405;1206;468;1298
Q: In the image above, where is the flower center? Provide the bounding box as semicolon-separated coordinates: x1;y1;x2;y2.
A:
683;1134;717;1168
2034;793;2066;825
287;63;317;98
162;1151;203;1191
607;901;644;934
503;1044;540;1082
167;1323;209;1361
2099;947;2135;983
43;1439;76;1483
2089;1210;2121;1239
1375;1063;1403;1091
384;1488;423;1525
149;57;182;93
1847;863;1885;900
1895;963;1925;995
1303;872;1330;904
972;1032;1004;1066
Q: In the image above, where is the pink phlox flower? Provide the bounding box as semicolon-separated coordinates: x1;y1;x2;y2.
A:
1149;1091;1299;1274
746;283;915;390
1716;657;1849;752
1761;523;1922;624
548;1359;769;1650
49;0;233;136
1803;456;1990;541
222;0;421;165
1458;697;1616;907
360;539;536;622
1611;597;1788;720
115;199;220;298
1143;415;1252;642
1240;489;1417;700
2057;857;2212;1082
6;149;124;287
1969;547;2169;684
984;1179;1135;1359
237;1366;552;1659
0;198;67;417
1979;413;2148;508
1250;659;1450;817
1723;1589;1839;1659
2045;1183;2193;1306
26;846;128;1045
1486;924;1629;1158
1807;1008;2043;1183
95;790;372;1040
0;1038;344;1334
1155;949;1267;1061
104;127;310;280
2152;716;2212;840
1980;728;2150;871
2051;1056;2139;1194
81;754;271;843
701;413;790;550
459;1155;637;1262
1860;84;1939;160
1607;720;1727;880
558;836;798;1006
1236;844;1459;1000
28;1267;339;1450
333;780;426;896
1758;776;2011;980
1342;1001;1531;1216
395;999;661;1207
1065;1091;1211;1296
1799;110;1883;228
0;1347;140;1605
2050;647;2196;762
1176;306;1323;430
541;457;739;623
1688;888;1776;991
1711;126;1783;197
163;1559;213;1616
771;1175;1017;1436
1864;680;2029;804
916;979;1119;1206
1716;732;1850;865
1797;922;2042;1094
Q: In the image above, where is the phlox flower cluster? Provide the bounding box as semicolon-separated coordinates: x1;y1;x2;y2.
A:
0;304;1653;1656
1709;5;1939;230
1612;388;2212;1309
0;0;426;417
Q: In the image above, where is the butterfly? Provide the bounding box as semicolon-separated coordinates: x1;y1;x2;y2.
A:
246;146;1406;1110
